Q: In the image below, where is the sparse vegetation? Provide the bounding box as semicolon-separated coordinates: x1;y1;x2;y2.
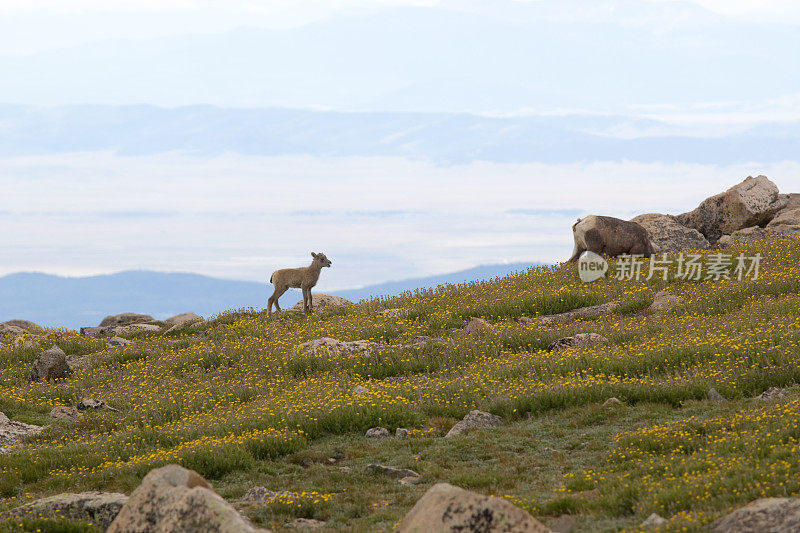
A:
2;236;800;531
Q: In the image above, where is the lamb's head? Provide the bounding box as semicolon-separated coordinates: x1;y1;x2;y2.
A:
311;252;332;268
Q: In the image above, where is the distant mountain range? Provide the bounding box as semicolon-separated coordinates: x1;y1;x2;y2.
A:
1;104;797;164
0;263;534;330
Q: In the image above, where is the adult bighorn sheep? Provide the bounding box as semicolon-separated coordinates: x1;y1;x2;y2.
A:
568;215;653;262
268;252;332;315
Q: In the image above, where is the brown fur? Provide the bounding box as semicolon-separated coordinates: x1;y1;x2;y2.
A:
568;215;653;262
268;252;332;315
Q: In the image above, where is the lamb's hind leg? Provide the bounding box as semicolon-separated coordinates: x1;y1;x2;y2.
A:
269;286;288;315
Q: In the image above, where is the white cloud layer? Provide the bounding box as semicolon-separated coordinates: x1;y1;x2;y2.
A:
2;152;797;289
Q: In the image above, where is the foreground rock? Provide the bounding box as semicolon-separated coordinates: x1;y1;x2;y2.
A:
547;333;608;353
631;213;710;253
397;483;551;532
107;464;269;533
711;498;800;533
676;175;787;243
524;302;619;326
0;411;44;453
295;337;384;357
445;410;504;438
28;345;73;382
0;491;128;530
290;294;352;313
643;290;684;314
99;313;155;328
767;207;800;236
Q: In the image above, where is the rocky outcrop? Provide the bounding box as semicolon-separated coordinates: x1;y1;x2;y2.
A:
445;410;504;438
99;313;155;328
107;464;268;533
0;323;28;342
547;333;608;353
631;213;710;253
643;290;684;314
676;176;787;243
1;320;43;333
711;498;800;533
0;491;128;530
0;411;44;453
290;294;352;312
523;301;619;326
396;483;551;532
28;345;73;382
295;337;384;357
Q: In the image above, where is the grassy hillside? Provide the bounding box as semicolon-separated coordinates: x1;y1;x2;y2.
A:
2;236;800;532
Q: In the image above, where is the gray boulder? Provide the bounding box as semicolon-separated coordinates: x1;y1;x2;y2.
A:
28;345;73;382
365;427;390;439
99;313;154;328
676;175;787;243
0;491;128;530
464;317;489;336
290;294;352;312
107;464;269;533
0;411;44;452
711;498;800;533
631;213;710;253
445;410;504;438
547;333;608;353
397;483;551;532
0;323;28;342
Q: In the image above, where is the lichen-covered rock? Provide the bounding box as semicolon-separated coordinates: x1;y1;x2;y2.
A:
631;213;710;253
730;225;768;242
396;483;551;532
290;294;352;312
28;345;73;382
711;498;800;533
526;302;619;326
99;313;154;327
767;207;800;236
107;464;269;533
708;388;726;402
0;491;128;530
50;406;81;421
445;410;504;438
0;411;44;452
367;464;420;479
295;337;384;357
676;175;787;243
365;427;390;439
547;333;608;353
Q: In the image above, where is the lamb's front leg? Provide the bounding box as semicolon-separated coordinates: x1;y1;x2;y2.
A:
307;291;313;313
302;287;310;313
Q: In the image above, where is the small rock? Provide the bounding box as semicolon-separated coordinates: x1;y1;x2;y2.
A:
110;323;161;335
367;464;420;479
292;518;326;529
464;317;489;336
549;514;576;533
380;308;404;318
396;428;409;439
107;336;131;348
547;333;608;353
13;335;40;349
28;345;73;382
396;483;550;532
644;290;684;314
241;486;287;503
0;412;44;450
0;491;129;531
78;398;120;412
50;406;82;421
338;466;351;473
365;427;390;439
295;337;384;357
603;397;621;407
758;387;787;400
708;388;726;402
445;410;504;438
353;385;370;396
533;301;619;326
641;513;667;527
716;235;733;247
399;475;423;486
290;294;352;313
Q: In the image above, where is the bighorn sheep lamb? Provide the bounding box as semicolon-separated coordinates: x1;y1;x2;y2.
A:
268;252;332;315
568;215;653;262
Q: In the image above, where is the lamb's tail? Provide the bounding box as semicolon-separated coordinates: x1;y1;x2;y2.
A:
269;273;273;284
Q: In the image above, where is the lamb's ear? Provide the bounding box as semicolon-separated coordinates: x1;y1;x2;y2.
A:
311;252;317;258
